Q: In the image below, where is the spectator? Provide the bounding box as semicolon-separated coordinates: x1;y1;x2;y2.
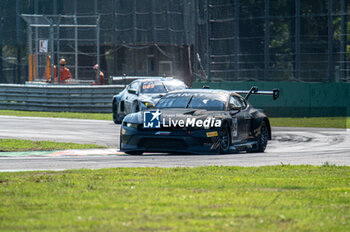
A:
92;64;104;85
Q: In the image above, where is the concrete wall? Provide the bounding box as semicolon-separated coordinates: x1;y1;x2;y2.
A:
192;81;350;117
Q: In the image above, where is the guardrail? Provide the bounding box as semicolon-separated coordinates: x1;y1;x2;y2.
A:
0;84;124;113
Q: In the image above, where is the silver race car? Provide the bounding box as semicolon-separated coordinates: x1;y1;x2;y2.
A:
112;78;187;124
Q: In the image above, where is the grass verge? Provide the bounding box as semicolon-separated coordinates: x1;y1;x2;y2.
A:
0;139;107;152
0;166;349;231
0;110;349;128
0;110;112;121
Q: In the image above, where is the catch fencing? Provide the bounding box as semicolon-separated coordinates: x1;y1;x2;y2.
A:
0;84;123;113
21;14;100;83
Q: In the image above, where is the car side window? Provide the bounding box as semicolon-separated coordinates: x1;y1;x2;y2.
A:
229;95;242;108
129;81;140;92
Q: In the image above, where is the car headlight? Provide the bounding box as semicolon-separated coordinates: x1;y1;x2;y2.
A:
141;101;150;106
124;122;138;128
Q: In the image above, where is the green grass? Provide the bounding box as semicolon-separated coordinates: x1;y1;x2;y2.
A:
0;166;349;231
0;110;349;128
269;117;350;128
0;139;107;152
0;110;112;121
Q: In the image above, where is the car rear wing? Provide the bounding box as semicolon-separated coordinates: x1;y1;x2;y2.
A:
234;86;280;100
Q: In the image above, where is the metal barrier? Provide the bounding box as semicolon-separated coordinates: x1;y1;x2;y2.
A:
0;84;124;113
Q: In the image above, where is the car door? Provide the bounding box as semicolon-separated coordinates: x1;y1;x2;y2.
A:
228;95;250;142
124;81;140;114
237;96;251;140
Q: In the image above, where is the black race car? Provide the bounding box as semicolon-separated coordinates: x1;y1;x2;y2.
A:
120;87;279;155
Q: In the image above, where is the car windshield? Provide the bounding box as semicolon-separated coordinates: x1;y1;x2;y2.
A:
164;80;187;92
141;81;167;94
155;92;226;111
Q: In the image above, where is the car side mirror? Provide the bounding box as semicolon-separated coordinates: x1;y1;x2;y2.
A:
128;89;137;95
229;104;242;111
146;102;155;109
273;89;280;100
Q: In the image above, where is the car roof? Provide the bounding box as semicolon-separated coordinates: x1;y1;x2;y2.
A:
168;88;241;97
132;77;184;83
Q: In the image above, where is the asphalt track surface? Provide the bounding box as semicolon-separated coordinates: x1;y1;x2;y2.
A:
0;115;349;171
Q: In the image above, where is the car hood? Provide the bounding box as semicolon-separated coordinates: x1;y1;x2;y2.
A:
123;108;229;124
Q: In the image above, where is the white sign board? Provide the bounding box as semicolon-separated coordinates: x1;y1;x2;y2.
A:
39;40;48;53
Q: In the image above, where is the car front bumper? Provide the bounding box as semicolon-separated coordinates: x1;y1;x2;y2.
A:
120;125;220;154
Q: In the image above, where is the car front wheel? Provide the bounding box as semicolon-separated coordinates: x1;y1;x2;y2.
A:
247;121;269;153
219;122;231;154
257;121;269;152
113;101;123;124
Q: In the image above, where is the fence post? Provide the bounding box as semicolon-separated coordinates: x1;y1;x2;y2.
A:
27;25;32;82
0;0;3;83
73;0;78;80
206;0;211;80
194;0;198;81
234;0;240;80
56;16;61;83
96;15;100;84
264;0;270;81
340;0;346;82
16;0;22;84
328;0;334;82
295;0;300;81
50;21;55;84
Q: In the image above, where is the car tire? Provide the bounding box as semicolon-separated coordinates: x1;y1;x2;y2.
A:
257;121;269;152
219;122;231;154
113;101;123;124
248;121;269;153
126;151;143;155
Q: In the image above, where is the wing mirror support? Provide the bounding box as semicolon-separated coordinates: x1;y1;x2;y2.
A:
146;102;155;109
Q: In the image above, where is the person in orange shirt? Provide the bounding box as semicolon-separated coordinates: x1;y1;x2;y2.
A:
54;59;72;84
92;64;104;85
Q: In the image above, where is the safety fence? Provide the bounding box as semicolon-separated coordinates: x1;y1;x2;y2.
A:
0;84;123;113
